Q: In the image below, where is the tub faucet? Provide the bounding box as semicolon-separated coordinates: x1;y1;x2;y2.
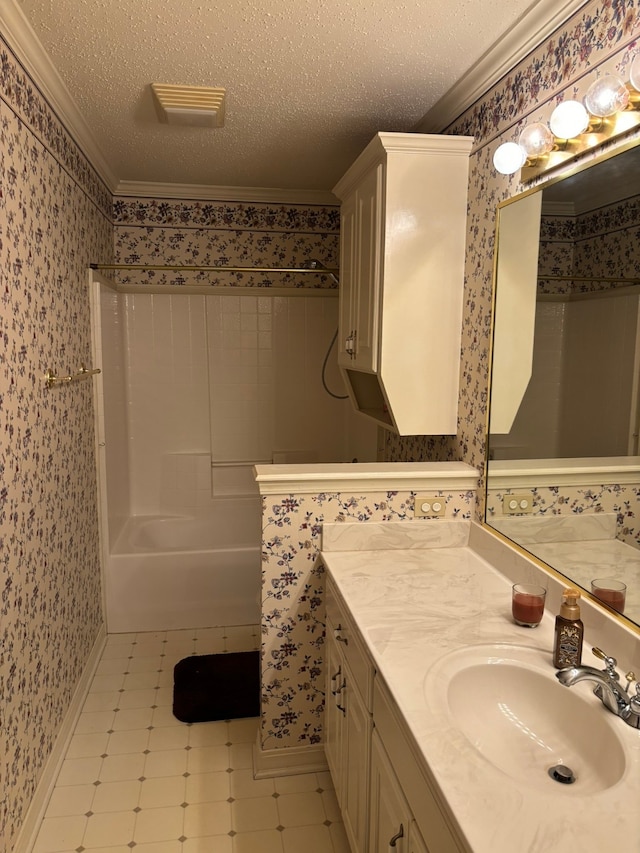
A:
556;646;640;729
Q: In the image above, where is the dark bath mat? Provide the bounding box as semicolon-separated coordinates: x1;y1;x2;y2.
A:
173;650;260;723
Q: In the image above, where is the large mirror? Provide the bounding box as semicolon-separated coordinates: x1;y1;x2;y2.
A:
486;138;640;629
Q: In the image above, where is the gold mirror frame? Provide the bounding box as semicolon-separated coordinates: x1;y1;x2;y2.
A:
485;134;640;635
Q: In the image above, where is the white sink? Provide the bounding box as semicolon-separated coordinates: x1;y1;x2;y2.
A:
424;644;626;794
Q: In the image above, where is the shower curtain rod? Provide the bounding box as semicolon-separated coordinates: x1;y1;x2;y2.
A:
90;263;339;274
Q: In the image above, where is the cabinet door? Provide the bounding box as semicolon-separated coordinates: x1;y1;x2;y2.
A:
369;730;412;853
337;163;383;373
408;822;431;853
338;191;358;368
324;632;345;800
351;163;383;372
342;662;373;853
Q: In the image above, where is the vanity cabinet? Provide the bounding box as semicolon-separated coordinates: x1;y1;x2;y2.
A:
373;676;464;853
325;579;374;853
369;730;430;853
332;132;473;435
325;575;465;853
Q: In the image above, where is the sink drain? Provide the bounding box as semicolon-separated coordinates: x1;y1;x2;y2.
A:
548;764;576;784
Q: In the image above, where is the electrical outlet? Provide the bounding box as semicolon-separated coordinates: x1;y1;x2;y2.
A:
414;495;446;517
502;494;534;514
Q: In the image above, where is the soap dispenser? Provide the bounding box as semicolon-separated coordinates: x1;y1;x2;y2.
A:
553;588;584;668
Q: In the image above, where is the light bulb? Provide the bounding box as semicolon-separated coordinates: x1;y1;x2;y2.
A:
518;123;554;158
549;100;590;139
492;142;526;175
584;73;629;117
630;54;640;91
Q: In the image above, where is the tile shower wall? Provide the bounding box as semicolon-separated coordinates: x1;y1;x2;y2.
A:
0;35;113;853
387;0;640;516
123;293;211;515
122;292;377;516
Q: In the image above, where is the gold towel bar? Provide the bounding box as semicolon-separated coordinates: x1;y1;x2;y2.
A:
45;364;101;388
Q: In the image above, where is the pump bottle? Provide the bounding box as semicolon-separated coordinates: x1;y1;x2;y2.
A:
553;588;584;668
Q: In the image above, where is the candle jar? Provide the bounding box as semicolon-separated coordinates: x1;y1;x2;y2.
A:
590;578;626;615
512;583;547;627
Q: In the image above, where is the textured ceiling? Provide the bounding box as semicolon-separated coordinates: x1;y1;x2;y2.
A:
17;0;537;193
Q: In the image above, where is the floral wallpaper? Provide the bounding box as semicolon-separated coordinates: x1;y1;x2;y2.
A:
486;483;640;548
539;194;640;294
0;36;113;853
260;490;475;747
112;198;339;288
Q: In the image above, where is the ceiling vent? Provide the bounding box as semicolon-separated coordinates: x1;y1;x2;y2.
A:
151;84;226;128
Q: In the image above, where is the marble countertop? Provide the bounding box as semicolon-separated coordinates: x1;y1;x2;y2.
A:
321;521;640;853
488;513;640;625
527;539;640;625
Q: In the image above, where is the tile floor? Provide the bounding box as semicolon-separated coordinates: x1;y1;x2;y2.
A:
33;626;349;853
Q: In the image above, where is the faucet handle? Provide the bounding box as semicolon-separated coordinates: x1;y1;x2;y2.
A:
592;646;619;678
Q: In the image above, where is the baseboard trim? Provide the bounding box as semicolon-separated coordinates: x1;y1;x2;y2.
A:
13;624;107;853
252;734;329;779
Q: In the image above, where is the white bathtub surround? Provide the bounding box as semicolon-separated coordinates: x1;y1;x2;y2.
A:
321;520;640;852
254;462;479;770
119;292;377;517
106;502;262;633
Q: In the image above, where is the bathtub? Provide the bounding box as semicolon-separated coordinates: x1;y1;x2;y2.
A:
106;498;261;633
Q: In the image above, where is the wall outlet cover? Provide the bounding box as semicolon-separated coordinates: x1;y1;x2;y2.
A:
502;493;534;514
414;495;446;517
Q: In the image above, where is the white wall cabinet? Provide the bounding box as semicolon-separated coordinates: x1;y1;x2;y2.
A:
332;132;473;436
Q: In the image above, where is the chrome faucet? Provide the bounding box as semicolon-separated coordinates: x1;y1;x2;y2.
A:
556;647;640;729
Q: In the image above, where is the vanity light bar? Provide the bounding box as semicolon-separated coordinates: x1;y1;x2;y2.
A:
520;100;640;182
494;56;640;181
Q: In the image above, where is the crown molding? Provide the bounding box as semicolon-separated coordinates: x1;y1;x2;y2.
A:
414;0;589;135
0;0;117;190
114;180;339;205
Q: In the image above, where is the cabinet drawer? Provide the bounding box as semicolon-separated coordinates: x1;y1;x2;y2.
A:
326;578;374;710
373;677;467;853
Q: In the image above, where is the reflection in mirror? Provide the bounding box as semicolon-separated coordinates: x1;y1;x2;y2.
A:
486;140;640;630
